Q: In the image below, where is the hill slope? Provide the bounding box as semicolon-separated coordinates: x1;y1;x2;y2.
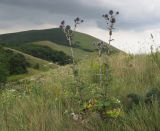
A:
4;47;58;70
1;47;58;81
33;41;95;59
0;28;121;56
0;28;123;82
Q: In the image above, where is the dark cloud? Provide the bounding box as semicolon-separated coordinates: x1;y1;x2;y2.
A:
0;0;105;32
97;15;160;31
0;0;160;32
0;0;104;19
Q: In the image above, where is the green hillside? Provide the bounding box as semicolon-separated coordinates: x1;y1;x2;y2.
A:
0;28;121;55
33;41;95;59
0;28;122;82
0;28;68;45
4;47;58;70
1;47;58;81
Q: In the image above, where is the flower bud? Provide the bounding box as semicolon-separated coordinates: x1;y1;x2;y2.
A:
61;20;65;25
66;25;71;30
109;10;113;15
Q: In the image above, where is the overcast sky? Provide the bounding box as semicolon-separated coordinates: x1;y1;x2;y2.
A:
0;0;160;53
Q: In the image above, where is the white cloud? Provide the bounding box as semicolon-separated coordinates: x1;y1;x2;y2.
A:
79;22;160;54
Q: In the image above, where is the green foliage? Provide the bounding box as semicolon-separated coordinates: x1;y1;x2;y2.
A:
8;53;28;75
0;49;9;85
0;28;68;46
145;88;160;104
18;44;72;65
90;61;112;85
120;102;160;131
0;64;8;85
83;97;123;120
124;93;142;110
0;28;120;57
151;51;160;69
0;48;29;83
0;53;160;130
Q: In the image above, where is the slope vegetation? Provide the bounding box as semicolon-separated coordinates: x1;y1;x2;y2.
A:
0;28;121;57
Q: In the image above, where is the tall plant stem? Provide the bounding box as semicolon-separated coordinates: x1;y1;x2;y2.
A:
68;37;75;65
108;33;112;55
105;33;112;82
99;56;103;86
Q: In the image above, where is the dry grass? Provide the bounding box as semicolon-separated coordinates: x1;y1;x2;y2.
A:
0;53;160;131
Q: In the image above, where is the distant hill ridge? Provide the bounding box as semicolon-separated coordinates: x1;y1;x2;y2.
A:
0;28;121;53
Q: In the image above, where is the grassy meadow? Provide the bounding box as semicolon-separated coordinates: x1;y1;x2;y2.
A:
0;3;159;131
1;52;160;131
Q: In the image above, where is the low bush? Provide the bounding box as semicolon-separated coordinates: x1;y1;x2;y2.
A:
145;88;160;104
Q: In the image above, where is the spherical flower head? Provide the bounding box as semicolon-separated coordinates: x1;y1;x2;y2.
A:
100;41;104;45
61;20;65;25
59;25;64;29
97;42;101;47
66;25;71;30
81;20;84;23
105;14;108;18
102;14;109;19
75;17;80;22
109;10;114;15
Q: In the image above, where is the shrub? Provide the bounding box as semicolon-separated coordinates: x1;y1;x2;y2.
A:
8;53;28;75
0;48;29;79
124;93;142;110
145;88;160;104
19;44;72;65
82;97;123;120
0;64;8;86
